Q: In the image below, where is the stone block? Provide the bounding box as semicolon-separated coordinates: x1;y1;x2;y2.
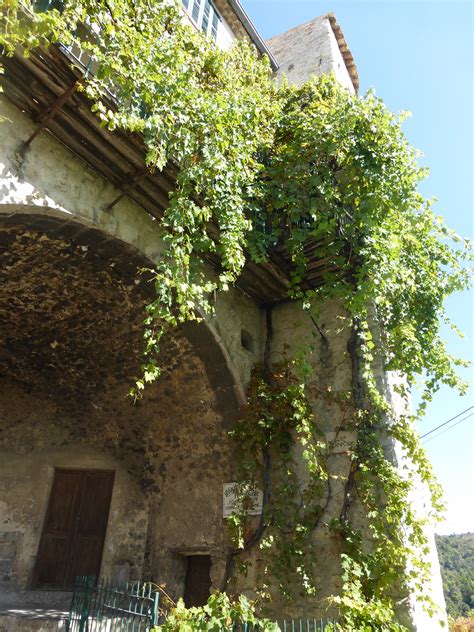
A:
0;532;18;561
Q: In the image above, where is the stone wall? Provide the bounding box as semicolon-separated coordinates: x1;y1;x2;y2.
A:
266;15;355;91
0;19;447;628
0;94;262;598
0;331;236;598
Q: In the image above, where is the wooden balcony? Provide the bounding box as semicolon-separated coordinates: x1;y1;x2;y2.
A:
1;39;332;306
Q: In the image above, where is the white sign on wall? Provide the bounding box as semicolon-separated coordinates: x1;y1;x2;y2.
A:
223;482;263;518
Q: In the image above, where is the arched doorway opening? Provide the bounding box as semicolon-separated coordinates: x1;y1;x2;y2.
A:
0;209;241;605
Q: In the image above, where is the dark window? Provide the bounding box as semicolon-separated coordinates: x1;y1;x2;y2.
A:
191;0;201;23
241;329;254;353
202;0;211;33
211;12;219;40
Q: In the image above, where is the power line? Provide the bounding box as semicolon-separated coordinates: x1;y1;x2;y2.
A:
422;412;474;445
420;406;474;439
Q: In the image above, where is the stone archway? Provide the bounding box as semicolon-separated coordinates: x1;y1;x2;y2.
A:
0;205;245;405
0;207;243;600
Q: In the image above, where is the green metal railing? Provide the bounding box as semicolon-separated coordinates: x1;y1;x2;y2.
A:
67;576;336;631
277;621;336;631
67;576;161;632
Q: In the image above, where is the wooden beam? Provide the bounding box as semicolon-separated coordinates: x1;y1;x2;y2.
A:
22;79;81;151
105;169;148;211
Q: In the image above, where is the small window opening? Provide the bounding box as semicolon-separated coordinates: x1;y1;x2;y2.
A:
241;329;254;353
184;555;212;607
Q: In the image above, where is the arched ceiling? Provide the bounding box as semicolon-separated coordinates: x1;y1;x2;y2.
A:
0;212;242;497
0;214;197;404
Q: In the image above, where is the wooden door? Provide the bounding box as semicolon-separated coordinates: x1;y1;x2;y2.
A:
184;555;212;607
33;468;115;589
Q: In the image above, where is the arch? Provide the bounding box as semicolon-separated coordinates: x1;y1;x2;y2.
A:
0;90;249;406
0;97;250;598
0;204;245;412
0;203;245;597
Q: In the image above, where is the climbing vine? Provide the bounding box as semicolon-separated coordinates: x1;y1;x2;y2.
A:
152;591;279;632
1;1;472;629
228;359;329;600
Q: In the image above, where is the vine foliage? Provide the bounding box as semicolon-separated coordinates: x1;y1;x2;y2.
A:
228;360;328;600
152;591;279;632
1;1;472;629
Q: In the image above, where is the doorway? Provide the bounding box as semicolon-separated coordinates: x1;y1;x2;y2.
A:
183;555;212;607
33;468;115;589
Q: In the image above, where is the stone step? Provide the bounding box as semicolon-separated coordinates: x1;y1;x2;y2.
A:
0;610;67;632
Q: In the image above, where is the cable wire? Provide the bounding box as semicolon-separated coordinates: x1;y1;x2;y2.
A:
420;405;474;439
422;412;474;445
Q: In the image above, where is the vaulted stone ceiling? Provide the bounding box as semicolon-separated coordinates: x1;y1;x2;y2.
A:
0;215;193;404
0;213;240;493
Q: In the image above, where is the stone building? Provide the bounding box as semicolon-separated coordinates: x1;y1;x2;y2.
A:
0;1;446;630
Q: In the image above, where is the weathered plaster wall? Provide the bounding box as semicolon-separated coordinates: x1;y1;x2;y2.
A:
227;300;447;629
0;443;149;592
386;376;448;631
0;101;163;264
242;300;358;617
222;300;355;615
212;291;266;389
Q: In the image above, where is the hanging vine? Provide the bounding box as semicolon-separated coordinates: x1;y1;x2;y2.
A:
1;1;472;629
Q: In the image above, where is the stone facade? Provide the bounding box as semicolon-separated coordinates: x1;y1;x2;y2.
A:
0;91;268;605
0;5;447;631
266;14;357;92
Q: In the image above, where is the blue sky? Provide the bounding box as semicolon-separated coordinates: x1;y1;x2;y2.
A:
243;0;473;535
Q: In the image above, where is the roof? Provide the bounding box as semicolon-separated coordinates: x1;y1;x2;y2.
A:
326;13;359;93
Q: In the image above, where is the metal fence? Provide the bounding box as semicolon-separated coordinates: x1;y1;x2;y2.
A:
67;576;337;631
66;576;160;632
277;621;336;632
